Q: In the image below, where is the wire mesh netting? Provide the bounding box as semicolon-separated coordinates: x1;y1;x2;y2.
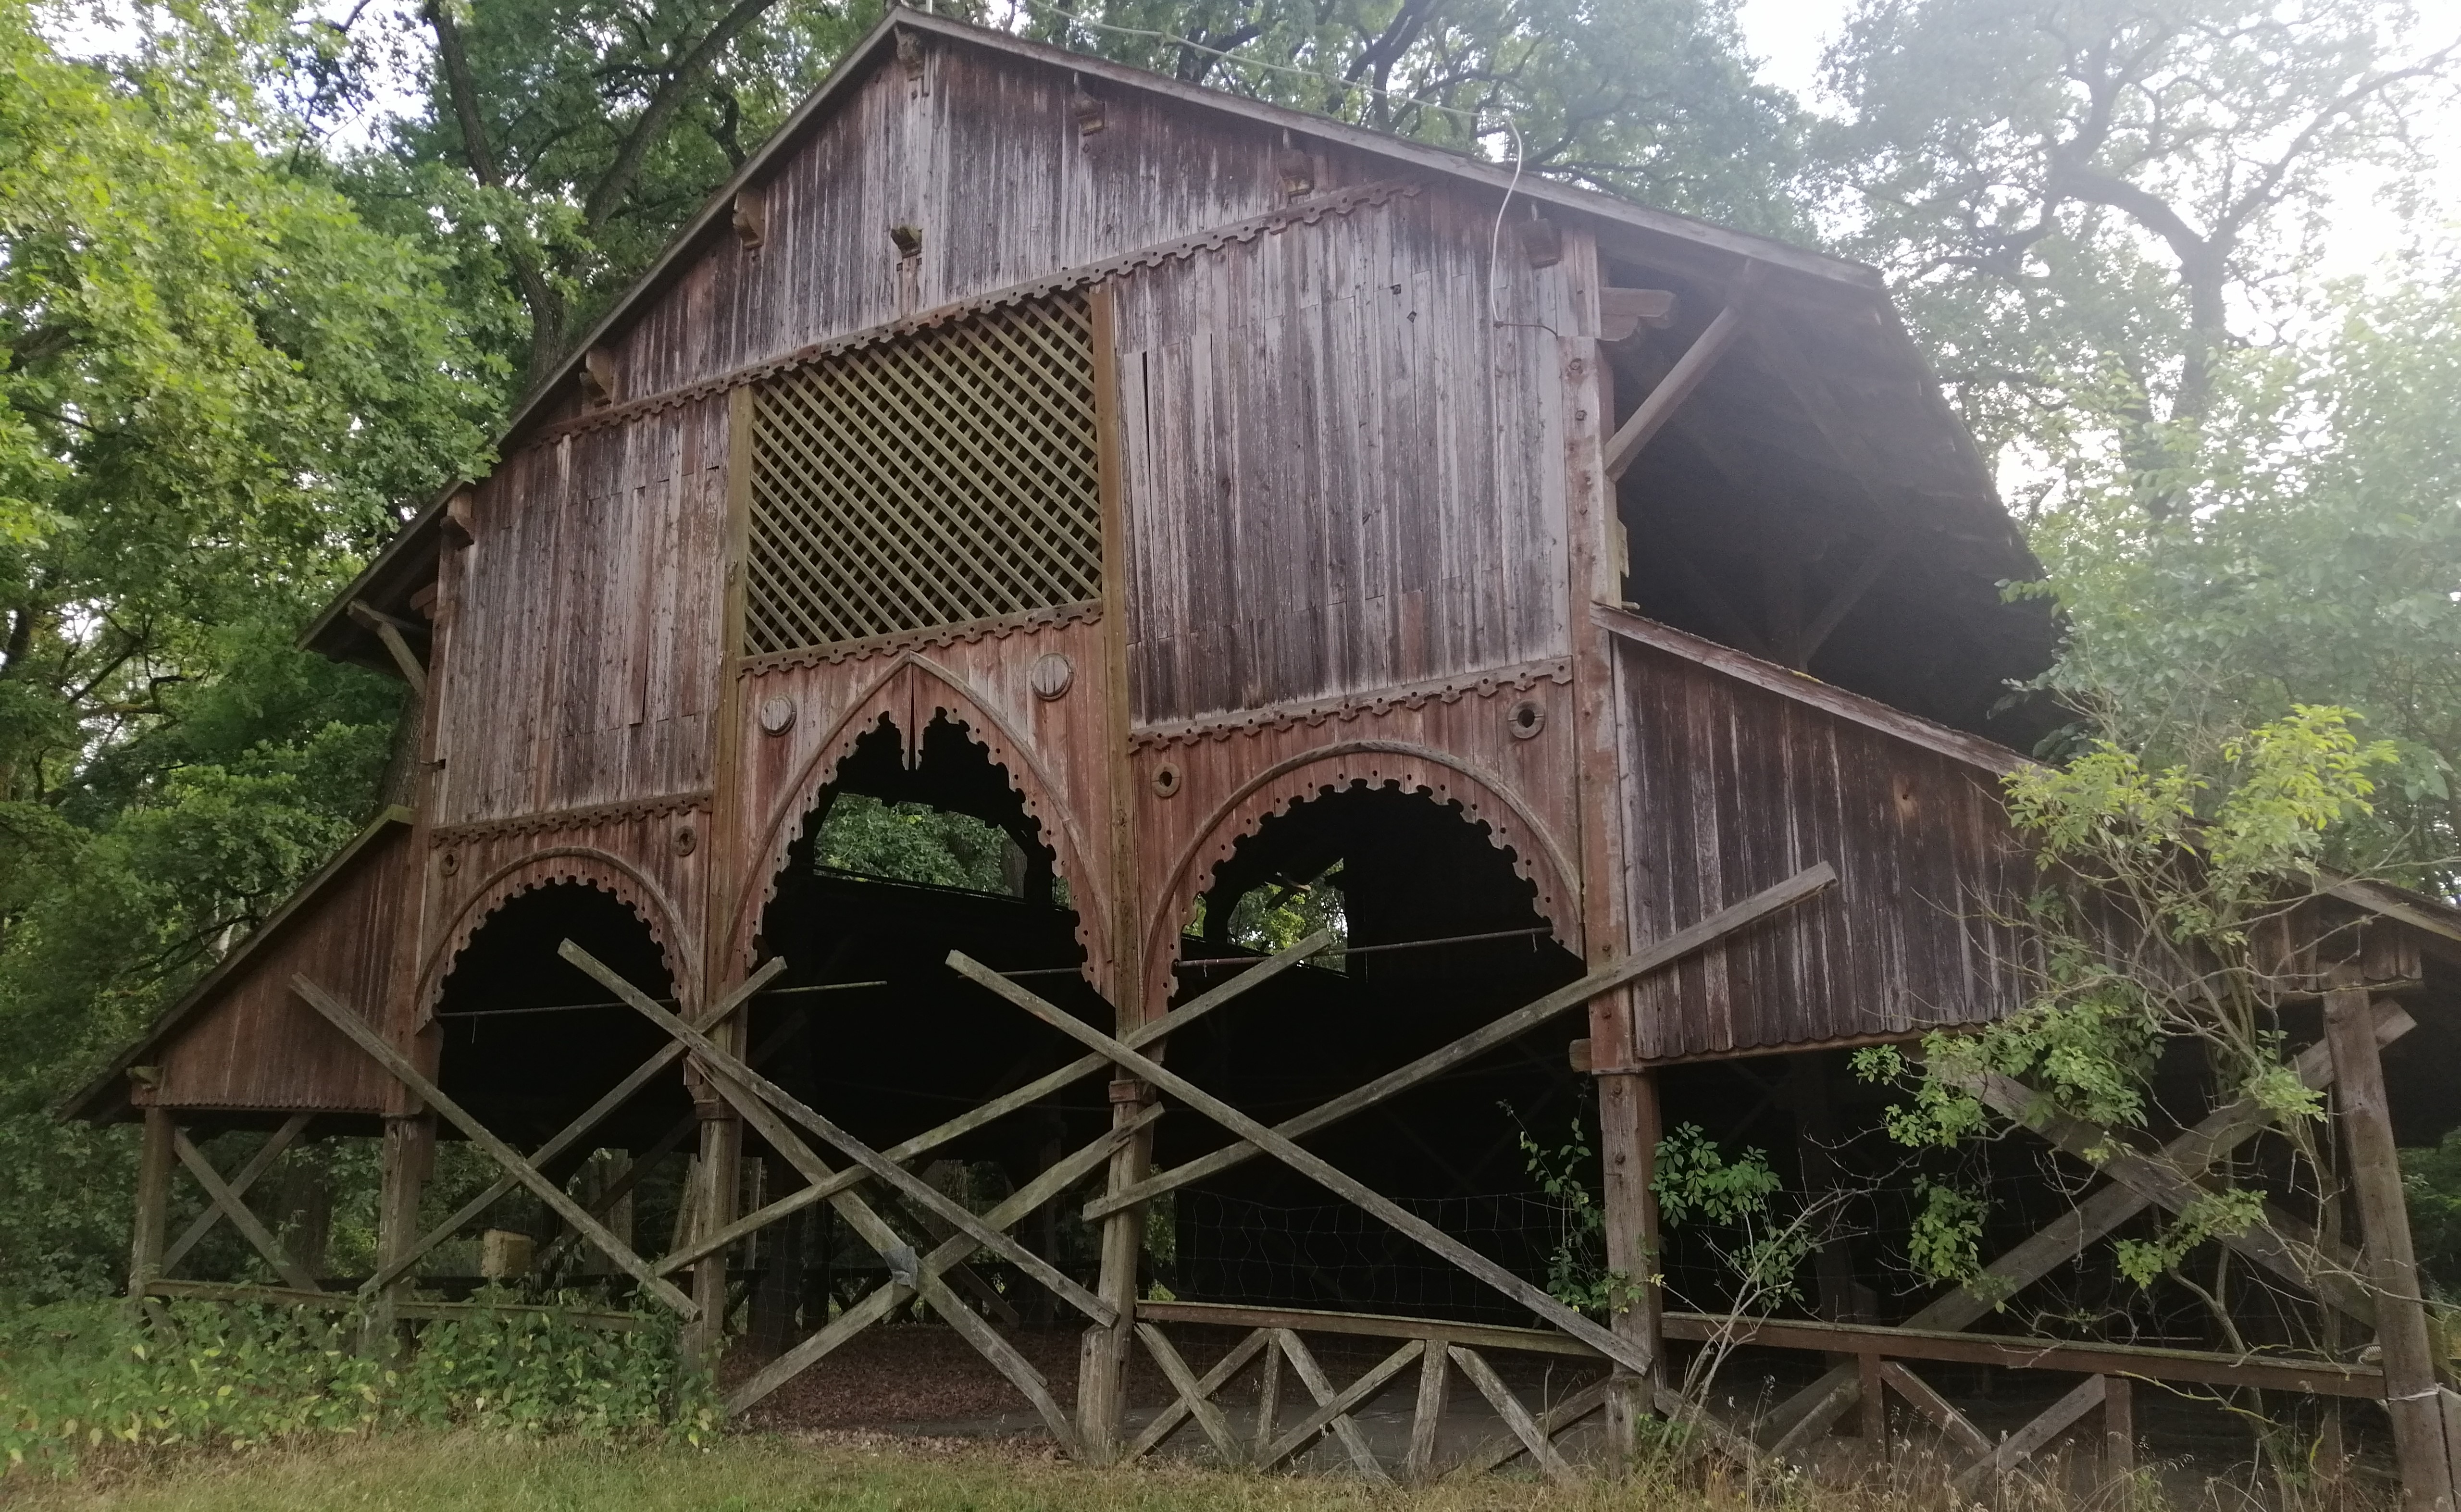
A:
1174;1190;1580;1326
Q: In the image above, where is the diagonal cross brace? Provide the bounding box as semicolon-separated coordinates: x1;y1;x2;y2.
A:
561;940;1117;1328
1084;865;1837;1220
360;957;788;1298
162;1112;311;1276
292;974;698;1319
173;1129;323;1294
724;1103;1161;1420
657;931;1335;1277
950;951;1659;1377
1758;1000;2414;1452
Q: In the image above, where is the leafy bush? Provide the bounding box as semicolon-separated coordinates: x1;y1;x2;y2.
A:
0;1294;714;1479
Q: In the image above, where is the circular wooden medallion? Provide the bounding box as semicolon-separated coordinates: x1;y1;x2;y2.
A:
1029;652;1075;701
757;694;797;735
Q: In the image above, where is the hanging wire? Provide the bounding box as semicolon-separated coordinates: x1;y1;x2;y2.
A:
434;979;888;1020
992;923;1554;978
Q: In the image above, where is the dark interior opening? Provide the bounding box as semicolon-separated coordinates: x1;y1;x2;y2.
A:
1597;254;2062;749
1159;784;1587;1324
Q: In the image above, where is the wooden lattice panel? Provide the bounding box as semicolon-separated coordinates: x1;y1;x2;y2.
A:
744;293;1101;655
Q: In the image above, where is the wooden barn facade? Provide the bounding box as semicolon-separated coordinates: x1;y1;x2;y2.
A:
71;10;2461;1493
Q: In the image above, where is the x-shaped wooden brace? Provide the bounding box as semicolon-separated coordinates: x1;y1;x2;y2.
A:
293;974;699;1318
1080;864;1836;1221
1759;998;2417;1457
646;932;1340;1438
353;957;789;1299
563;941;1181;1451
152;1111;314;1287
168;1116;324;1294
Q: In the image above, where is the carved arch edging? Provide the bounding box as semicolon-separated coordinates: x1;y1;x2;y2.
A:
727;652;1112;984
1141;739;1582;1013
417;846;699;1022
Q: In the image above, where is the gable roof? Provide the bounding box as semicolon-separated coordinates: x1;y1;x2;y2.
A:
302;6;1929;670
61;807;413;1123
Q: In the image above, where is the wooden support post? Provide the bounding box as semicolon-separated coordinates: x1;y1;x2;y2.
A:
127;1105;174;1306
2325;965;2455;1512
370;1111;434;1351
1597;1061;1662;1462
1083;1082;1149;1461
1406;1338;1450;1480
1253;1332;1284;1461
2104;1372;2134;1490
687;1104;743;1369
1858;1352;1886;1447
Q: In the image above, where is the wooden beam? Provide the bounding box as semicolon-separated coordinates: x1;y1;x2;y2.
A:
1126;1326;1273;1461
1449;1345;1578;1486
163;1112;312;1274
292;973;697;1319
1456;1376;1612;1475
1879;1361;1991;1458
1406;1339;1451;1480
1264;1331;1415;1479
664;931;1331;1276
1952;1374;2105;1492
564;940;1115;1328
2326;966;2456;1512
1138;1299;1601;1359
127;1105;175;1303
1603;275;1760;483
1758;1005;2416;1451
1958;1065;2375;1323
1790;533;1903;669
722;1103;1159;1419
1136;1324;1243;1463
1253;1333;1283;1462
1664;1316;2384;1399
347;601;428;696
955;954;1657;1379
364;959;784;1296
1084;866;1835;1219
173;1130;324;1294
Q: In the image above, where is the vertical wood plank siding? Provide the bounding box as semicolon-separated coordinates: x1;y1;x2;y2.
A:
1112;188;1571;724
609;47;1381;399
152;825;412;1112
1614;635;2033;1060
434;398;728;826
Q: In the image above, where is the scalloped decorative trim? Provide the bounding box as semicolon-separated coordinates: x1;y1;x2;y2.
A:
417;846;699;1020
1129;659;1573;751
518;180;1424;451
725;652;1111;985
1139;739;1580;1008
430;791;713;848
739;601;1100;678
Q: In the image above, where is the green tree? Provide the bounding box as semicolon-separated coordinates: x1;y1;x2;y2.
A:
2027;270;2461;885
1820;0;2457;501
0;0;495;1296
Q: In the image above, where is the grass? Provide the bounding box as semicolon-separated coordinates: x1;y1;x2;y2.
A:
7;1431;1646;1512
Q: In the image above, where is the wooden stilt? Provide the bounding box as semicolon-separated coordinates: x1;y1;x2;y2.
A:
2325;965;2455;1512
688;1106;743;1369
1082;1086;1149;1460
370;1112;434;1351
127;1105;175;1307
1597;1060;1662;1462
1406;1339;1450;1480
2104;1372;2133;1492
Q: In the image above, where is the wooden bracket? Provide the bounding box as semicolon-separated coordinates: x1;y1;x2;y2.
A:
1603;262;1765;482
440;486;476;548
731;186;767;249
348;600;429;696
1599;287;1677;342
580;347;619;409
1514;217;1563;268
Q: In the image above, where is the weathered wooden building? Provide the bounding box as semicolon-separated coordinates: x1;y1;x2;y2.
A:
71;9;2461;1493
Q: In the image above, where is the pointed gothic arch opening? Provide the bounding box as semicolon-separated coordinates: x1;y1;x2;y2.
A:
427;880;690;1291
746;711;1112;1344
1153;783;1588;1324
